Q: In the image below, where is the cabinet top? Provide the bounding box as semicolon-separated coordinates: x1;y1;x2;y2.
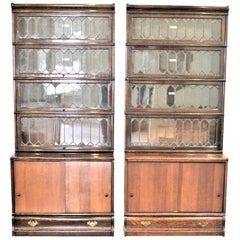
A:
11;152;114;161
126;152;228;162
12;3;115;13
127;4;229;15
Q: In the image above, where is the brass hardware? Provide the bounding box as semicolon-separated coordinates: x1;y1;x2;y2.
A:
28;220;38;227
87;220;98;227
199;221;208;227
141;220;151;227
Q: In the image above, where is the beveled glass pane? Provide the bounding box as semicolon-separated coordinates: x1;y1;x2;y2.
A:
130;84;219;110
20;116;111;148
17;16;110;40
132;17;222;42
131;49;221;77
19;48;110;76
129;117;219;148
18;82;112;110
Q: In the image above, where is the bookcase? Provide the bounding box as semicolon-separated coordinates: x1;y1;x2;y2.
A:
124;4;228;236
11;4;115;236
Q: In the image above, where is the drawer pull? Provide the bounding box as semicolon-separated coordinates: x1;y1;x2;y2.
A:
199;221;208;227
141;220;151;227
28;220;38;227
87;220;98;227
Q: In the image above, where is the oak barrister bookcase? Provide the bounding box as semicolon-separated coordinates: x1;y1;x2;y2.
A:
124;5;229;236
11;4;115;236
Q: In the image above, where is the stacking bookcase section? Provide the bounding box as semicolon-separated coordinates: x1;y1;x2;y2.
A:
11;153;113;236
11;4;115;236
124;5;228;236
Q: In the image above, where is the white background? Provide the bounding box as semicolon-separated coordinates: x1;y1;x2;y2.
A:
0;0;239;239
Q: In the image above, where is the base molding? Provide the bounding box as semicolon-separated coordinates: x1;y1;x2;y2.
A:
13;214;114;236
124;215;225;236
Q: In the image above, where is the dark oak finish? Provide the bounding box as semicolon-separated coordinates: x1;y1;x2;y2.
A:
125;5;228;236
14;215;114;236
11;4;115;236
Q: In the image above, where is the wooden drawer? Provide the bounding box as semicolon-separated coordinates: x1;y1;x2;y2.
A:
13;215;114;236
125;216;224;236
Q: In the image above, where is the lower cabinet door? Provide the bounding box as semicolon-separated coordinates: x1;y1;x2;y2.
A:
126;161;226;213
14;160;112;213
126;162;179;212
65;161;112;213
178;163;225;212
14;161;66;213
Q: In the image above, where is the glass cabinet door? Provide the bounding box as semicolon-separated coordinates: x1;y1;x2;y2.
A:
16;46;113;78
15;14;113;43
128;16;226;45
128;82;222;112
16;81;113;112
17;115;113;151
127;116;222;150
128;47;224;79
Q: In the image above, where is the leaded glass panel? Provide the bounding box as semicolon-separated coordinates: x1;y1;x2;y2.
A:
130;49;222;77
131;17;222;42
128;117;220;148
19;116;112;149
130;83;219;111
18;82;112;111
18;48;111;77
17;16;110;41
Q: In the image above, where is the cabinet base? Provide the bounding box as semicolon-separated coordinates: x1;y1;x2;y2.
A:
124;215;225;236
13;214;114;236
